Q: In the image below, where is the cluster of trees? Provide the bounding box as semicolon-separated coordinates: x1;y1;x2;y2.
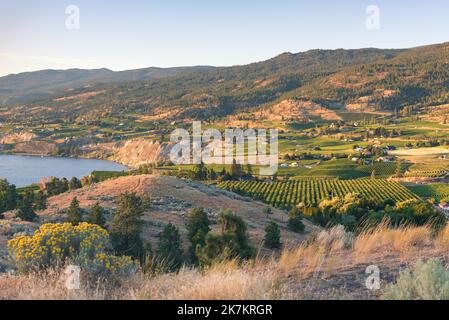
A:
0;179;48;221
178;162;255;182
65;197;108;228
405;139;449;149
314;193;446;231
98;192;290;274
44;177;84;196
369;127;401;139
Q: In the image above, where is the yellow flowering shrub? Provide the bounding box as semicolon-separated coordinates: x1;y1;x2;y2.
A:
8;223;137;274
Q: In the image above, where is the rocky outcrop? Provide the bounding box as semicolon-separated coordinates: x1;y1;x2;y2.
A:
109;138;173;167
12;141;58;155
0;132;37;144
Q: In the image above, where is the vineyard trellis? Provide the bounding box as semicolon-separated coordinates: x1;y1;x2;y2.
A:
218;179;420;210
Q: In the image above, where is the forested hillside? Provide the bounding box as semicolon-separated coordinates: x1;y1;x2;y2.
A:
2;43;449;125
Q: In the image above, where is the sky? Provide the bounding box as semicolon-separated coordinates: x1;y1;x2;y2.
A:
1;0;449;76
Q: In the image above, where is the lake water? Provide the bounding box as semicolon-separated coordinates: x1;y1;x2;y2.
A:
0;154;127;187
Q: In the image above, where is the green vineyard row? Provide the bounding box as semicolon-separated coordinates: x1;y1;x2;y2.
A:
218;179;420;210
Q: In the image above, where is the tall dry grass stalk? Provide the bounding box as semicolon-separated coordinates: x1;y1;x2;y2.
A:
353;222;432;262
436;225;449;251
132;260;290;300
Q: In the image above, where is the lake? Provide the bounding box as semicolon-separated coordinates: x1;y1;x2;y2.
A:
0;154;128;187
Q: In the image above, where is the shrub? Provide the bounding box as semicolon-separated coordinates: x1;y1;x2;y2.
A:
264;222;281;249
383;259;449;300
263;206;273;219
288;207;305;233
8;223;137;274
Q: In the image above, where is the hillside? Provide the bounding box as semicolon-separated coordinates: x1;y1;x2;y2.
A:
0;66;214;105
0;175;317;262
2;43;449;127
0;47;404;124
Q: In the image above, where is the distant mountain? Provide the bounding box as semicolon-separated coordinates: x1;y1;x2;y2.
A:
0;66;214;105
2;42;449;124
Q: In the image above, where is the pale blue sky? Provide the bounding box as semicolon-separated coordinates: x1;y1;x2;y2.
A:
1;0;448;76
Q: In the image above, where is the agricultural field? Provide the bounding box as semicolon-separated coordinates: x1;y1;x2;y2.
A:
405;163;449;178
218;179;419;210
287;160;407;180
407;183;449;202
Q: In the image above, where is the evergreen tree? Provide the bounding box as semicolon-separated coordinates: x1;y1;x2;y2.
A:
186;208;210;260
33;191;47;211
0;179;18;213
191;162;206;181
288;207;305;233
264;221;281;249
196;209;253;266
230;160;243;180
69;177;82;191
110;193;144;259
16;191;38;222
156;222;183;271
86;202;107;229
396;159;404;178
67;197;84;225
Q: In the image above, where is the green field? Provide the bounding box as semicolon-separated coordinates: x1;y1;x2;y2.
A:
218;179;419;210
407;183;449;201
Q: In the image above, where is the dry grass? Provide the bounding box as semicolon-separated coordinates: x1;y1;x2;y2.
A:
354;223;432;257
133;260;289;300
2;223;449;300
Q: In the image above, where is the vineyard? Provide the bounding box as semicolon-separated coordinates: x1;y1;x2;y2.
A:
405;169;449;178
405;164;449;178
218;179;420;210
407;183;449;201
356;163;407;178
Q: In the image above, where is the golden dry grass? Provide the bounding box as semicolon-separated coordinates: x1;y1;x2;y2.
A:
2;224;449;300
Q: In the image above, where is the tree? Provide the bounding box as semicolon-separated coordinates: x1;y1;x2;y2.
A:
110;193;144;259
288;207;305;233
196;209;253;266
230;160;243;180
156;222;183;271
264;222;281;249
86;202;107;229
186;208;210;261
371;169;376;180
67;197;84;225
16;191;38;222
206;168;217;181
396;159;404;178
33;191;47;211
0;179;18;214
69;177;82;191
191;163;207;181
